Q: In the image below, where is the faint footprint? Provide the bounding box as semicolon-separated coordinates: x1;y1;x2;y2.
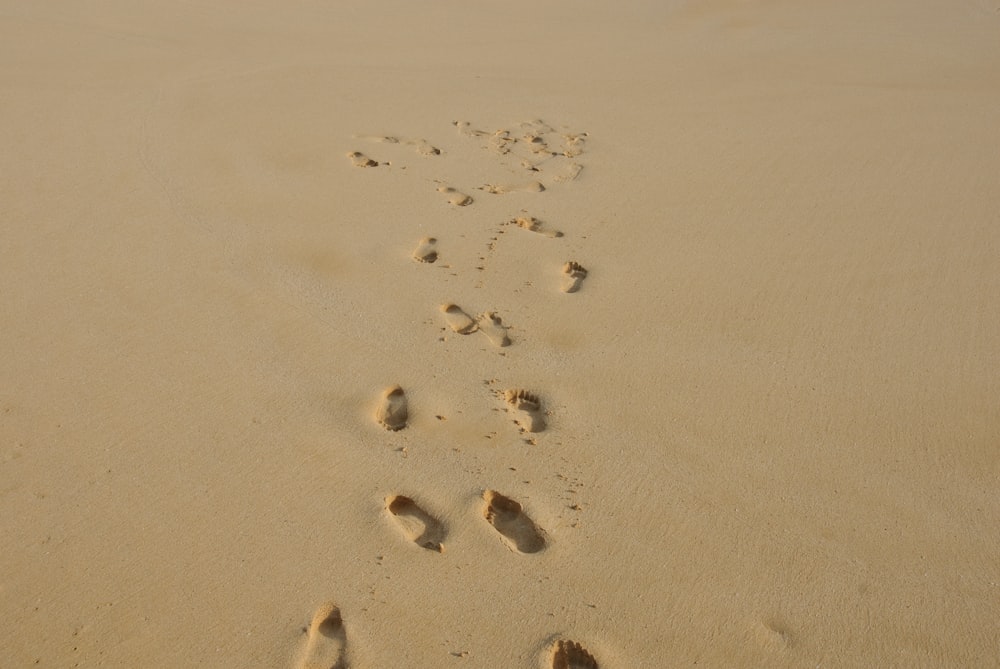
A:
297;602;347;669
374;385;408;431
386;495;446;552
346;151;380;168
436;185;473;206
441;303;478;334
549;639;598;669
504;389;546;433
479;181;545;195
406;138;441;156
483;490;546;554
412;237;438;263
508;216;562;238
477;312;511;347
561;262;588;293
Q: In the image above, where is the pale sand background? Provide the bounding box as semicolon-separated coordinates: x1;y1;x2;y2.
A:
2;0;999;666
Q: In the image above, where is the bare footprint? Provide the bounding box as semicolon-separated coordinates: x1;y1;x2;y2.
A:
346;151;380;168
406;138;441;156
441;303;478;334
504;389;546;432
483;490;546;554
508;216;562;238
550;639;598;669
561;262;588;293
297;602;347;669
479;181;545;194
477;312;511;347
386;495;446;552
436;185;473;206
412;237;438;263
374;385;408;431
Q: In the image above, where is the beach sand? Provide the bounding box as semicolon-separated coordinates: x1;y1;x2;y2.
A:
2;1;999;666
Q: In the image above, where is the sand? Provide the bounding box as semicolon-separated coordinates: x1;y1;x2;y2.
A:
2;0;999;666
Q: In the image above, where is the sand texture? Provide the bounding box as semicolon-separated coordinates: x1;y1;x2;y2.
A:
2;0;1000;666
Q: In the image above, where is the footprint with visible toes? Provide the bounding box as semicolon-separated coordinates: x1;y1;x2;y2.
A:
374;385;408;431
483;490;546;554
478;312;511;347
561;262;588;293
509;216;562;238
504;389;546;433
386;495;446;552
549;639;598;669
297;602;348;669
441;304;478;334
412;237;438;263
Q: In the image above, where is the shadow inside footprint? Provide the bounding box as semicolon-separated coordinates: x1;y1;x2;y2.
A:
387;495;446;552
374;385;408;431
483;490;546;554
550;639;599;669
298;602;347;669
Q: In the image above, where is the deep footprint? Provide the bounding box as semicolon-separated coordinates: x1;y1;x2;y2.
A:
550;639;598;669
441;303;478;334
387;495;446;552
561;262;588;293
297;602;348;669
483;490;546;554
374;385;408;431
412;237;438;263
504;389;546;433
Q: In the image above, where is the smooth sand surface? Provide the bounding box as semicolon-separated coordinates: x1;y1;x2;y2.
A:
2;1;999;666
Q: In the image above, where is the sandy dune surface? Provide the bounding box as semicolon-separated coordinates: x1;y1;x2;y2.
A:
2;0;999;666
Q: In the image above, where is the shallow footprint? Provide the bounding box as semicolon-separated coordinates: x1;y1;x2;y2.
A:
509;216;562;238
441;303;478;334
479;181;545;195
436;185;473;206
412;237;438;263
483;490;546;554
550;639;598;669
561;262;588;293
346;151;380;168
478;312;511;347
374;385;408;431
387;495;446;552
504;389;546;432
298;602;347;669
406;138;441;156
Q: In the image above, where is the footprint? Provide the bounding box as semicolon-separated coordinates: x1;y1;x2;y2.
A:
479;181;545;195
374;385;408;431
297;602;347;669
508;216;562;238
483;490;546;554
386;495;446;552
561;132;588;158
346;151;380;168
549;639;598;669
561;262;588;293
406;138;441;156
504;389;546;433
441;303;478;334
436;185;473;206
477;312;511;347
412;237;438;263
